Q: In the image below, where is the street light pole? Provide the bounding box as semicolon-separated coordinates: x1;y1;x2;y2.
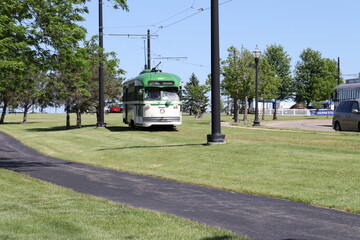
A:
97;0;105;128
273;99;278;120
207;0;225;144
252;46;261;127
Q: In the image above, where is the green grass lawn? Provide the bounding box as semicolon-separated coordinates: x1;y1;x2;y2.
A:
1;112;360;216
0;168;246;240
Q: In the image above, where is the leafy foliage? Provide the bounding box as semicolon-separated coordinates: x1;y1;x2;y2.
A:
294;48;338;106
262;44;292;101
182;73;209;117
0;0;128;126
221;46;255;121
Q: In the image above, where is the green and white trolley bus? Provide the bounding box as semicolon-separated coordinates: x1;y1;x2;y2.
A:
123;69;182;128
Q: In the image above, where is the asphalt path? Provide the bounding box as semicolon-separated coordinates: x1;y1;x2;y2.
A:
261;119;334;131
1;131;360;240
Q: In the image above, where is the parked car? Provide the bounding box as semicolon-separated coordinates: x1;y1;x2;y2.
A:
109;106;122;113
332;100;360;131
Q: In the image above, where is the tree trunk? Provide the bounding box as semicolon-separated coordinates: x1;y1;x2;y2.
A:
76;108;82;128
262;99;265;120
243;96;248;123
233;98;239;122
0;101;8;124
22;103;31;123
66;105;71;129
96;107;99;124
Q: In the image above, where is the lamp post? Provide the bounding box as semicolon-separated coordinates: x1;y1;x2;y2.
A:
272;99;278;120
252;46;261;127
207;0;225;144
97;0;105;128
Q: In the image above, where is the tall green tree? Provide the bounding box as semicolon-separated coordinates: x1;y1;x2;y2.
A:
258;59;281;120
221;46;254;122
262;44;292;101
79;37;125;126
183;73;199;115
183;73;209;117
0;0;128;124
294;48;338;107
315;58;339;101
0;1;33;123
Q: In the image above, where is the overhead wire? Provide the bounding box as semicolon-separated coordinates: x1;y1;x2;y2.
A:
104;1;232;70
153;0;232;33
104;1;232;33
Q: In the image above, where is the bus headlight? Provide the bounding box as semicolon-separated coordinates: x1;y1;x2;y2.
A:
145;104;151;109
173;105;178;109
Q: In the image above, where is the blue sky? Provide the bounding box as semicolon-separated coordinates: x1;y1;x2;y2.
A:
80;0;360;85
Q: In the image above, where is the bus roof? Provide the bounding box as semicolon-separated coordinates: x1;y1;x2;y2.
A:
124;70;181;88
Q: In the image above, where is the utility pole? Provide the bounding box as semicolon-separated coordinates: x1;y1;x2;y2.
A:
336;57;340;102
233;48;239;123
97;0;105;128
337;57;340;85
207;0;225;144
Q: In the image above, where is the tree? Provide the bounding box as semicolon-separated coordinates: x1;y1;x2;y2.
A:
294;48;338;107
258;59;281;120
80;37;125;126
17;71;47;123
262;44;292;101
183;73;209;117
221;46;254;122
183;73;200;115
0;0;128;125
314;58;338;101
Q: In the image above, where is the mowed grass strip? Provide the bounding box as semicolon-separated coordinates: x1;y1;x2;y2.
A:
0;169;247;240
1;113;360;213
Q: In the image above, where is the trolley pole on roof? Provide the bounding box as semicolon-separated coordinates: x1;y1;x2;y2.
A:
97;0;105;128
207;0;225;144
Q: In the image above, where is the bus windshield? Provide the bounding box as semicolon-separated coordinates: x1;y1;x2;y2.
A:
144;87;180;101
145;88;161;100
162;88;180;101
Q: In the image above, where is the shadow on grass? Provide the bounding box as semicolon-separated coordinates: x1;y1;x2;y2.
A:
106;125;178;132
97;143;206;151
25;124;96;132
0;122;36;125
105;126;137;132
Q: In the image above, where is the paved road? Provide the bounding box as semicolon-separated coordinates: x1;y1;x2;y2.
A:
261;119;334;131
1;131;360;240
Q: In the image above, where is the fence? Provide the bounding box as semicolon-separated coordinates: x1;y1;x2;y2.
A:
259;109;334;116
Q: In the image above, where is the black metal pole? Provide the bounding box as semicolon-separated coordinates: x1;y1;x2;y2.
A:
273;100;278;120
253;57;260;126
97;0;105;127
337;57;340;85
335;57;340;102
207;0;225;144
147;29;151;69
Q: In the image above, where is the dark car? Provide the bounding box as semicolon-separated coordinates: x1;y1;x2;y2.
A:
332;100;360;131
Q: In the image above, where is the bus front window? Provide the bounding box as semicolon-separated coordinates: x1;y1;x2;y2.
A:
145;88;161;100
162;88;180;101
